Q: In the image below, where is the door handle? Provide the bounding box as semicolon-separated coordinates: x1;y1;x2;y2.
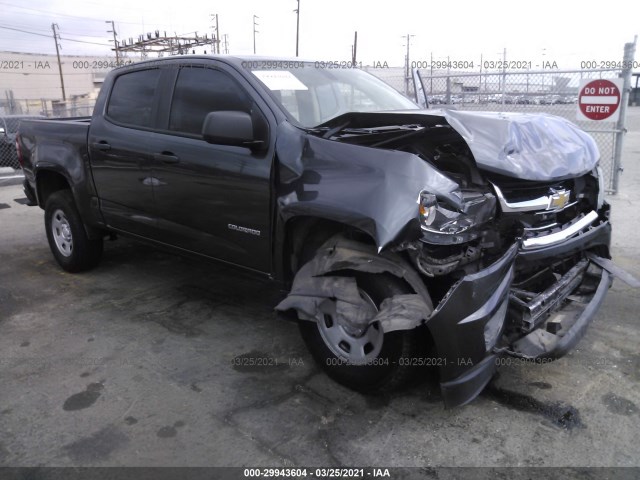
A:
153;152;180;164
91;142;111;151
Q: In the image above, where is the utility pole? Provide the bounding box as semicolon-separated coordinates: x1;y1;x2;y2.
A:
51;23;66;102
294;0;300;57
612;36;638;193
106;20;119;61
480;53;483;101
430;51;433;94
223;34;229;54
501;47;506;106
253;15;259;54
541;48;546;93
215;14;220;54
403;34;415;96
210;14;220;54
351;31;357;65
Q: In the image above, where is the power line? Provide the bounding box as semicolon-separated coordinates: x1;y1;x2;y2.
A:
0;1;158;26
2;20;110;37
0;24;111;46
60;36;111;46
0;22;56;34
0;24;50;38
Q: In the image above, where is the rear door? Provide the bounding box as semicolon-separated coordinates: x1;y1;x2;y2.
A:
150;62;275;272
88;67;171;237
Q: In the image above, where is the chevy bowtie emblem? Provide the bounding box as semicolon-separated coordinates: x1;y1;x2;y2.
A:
548;189;570;210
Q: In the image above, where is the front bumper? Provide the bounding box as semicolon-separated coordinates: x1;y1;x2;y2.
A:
429;210;613;408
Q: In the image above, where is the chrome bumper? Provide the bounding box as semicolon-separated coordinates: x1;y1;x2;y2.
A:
521;210;599;250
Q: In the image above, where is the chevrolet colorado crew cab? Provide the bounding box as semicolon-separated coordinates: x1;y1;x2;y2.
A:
17;56;630;407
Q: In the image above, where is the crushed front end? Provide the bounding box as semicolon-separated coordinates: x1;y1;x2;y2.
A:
281;110;634;408
405;167;614;407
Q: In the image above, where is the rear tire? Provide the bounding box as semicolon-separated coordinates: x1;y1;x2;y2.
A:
298;272;424;394
44;190;103;272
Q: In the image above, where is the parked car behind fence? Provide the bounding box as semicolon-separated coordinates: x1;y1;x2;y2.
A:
0;115;44;169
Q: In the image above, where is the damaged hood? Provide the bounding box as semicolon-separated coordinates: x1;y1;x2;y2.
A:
316;109;600;181
437;109;600;181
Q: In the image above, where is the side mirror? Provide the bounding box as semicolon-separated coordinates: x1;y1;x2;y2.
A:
202;111;263;149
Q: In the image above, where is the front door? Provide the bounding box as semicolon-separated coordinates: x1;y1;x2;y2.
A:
151;64;274;272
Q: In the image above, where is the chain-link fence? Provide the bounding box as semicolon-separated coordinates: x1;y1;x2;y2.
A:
0;115;38;169
0;137;18;168
366;67;629;193
366;39;637;194
0;97;96;118
411;68;626;192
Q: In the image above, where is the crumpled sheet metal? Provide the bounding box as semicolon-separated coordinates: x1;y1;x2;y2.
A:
275;121;461;251
275;237;433;333
436;109;600;181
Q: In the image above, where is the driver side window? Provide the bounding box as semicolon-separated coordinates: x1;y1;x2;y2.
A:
169;67;252;136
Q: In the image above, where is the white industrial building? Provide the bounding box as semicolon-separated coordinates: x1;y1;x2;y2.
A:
0;50;128;116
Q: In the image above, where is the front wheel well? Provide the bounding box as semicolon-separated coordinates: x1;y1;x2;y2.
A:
282;218;425;306
283;217;376;282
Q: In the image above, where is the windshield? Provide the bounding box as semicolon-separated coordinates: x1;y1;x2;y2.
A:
245;63;419;127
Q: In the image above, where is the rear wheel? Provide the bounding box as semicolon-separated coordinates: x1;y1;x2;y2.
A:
44;190;103;272
298;272;424;393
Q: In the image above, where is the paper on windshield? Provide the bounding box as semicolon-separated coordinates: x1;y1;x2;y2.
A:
252;70;308;91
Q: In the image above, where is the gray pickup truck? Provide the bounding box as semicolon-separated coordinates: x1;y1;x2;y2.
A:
17;56;631;407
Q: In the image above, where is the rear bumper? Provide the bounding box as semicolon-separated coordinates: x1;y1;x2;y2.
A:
430;211;613;408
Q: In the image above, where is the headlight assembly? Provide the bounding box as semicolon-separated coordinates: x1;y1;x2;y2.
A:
418;190;496;244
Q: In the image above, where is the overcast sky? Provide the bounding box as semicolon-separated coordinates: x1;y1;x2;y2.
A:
1;0;638;68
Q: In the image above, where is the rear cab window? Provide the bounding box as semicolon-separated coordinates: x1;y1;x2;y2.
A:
106;69;162;128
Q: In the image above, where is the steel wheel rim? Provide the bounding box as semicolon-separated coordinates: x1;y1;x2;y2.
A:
317;289;384;365
51;209;73;257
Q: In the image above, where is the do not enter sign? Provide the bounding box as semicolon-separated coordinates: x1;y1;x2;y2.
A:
576;78;623;122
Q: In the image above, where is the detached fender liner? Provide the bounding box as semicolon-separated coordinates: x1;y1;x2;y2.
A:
275;236;433;334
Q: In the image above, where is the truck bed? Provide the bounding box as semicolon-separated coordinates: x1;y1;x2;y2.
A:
18;117;91;180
